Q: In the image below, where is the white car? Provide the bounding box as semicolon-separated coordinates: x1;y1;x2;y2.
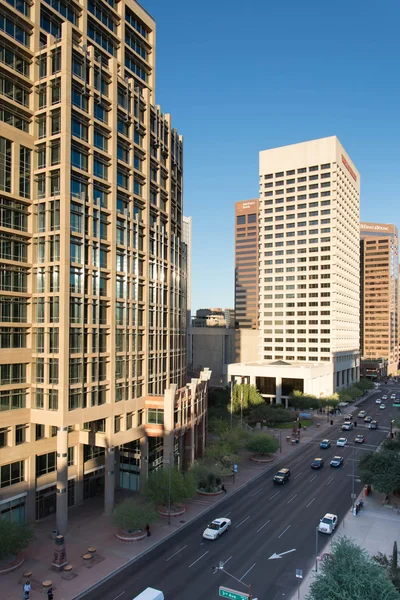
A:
391;394;396;400
382;395;388;400
379;404;386;410
337;437;347;447
318;513;338;534
375;398;382;404
342;423;353;431
202;518;231;540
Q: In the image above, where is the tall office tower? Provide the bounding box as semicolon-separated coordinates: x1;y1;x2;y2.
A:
0;0;210;533
234;200;259;330
183;216;192;366
360;223;399;374
228;137;360;400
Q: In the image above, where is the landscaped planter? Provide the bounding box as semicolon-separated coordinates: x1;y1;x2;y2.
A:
116;529;147;543
250;454;275;463
197;488;223;497
157;505;185;518
0;553;24;575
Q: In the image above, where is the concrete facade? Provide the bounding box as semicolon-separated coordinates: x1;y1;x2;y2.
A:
235;200;259;329
0;0;209;533
191;327;235;387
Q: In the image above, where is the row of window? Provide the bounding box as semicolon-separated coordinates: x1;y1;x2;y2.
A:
264;164;331;178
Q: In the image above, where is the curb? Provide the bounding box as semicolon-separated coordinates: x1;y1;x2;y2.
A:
72;426;329;600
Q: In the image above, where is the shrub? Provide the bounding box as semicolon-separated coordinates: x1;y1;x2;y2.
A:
191;460;223;491
205;441;238;469
144;467;196;508
113;499;157;534
0;520;34;561
246;433;279;456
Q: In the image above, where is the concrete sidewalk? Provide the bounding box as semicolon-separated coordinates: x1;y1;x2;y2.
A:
3;416;336;600
292;492;400;600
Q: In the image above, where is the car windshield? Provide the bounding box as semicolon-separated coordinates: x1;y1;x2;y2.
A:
322;517;333;525
207;522;220;530
277;471;286;476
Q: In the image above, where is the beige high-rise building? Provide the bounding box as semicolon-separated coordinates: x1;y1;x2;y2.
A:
360;222;399;374
0;0;210;533
228;137;360;400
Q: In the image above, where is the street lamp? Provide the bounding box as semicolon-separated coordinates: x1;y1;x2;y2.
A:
315;526;319;572
352;444;356;512
213;561;257;600
390;420;395;439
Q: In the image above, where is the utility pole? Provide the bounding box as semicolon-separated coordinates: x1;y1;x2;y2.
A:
168;452;172;526
352;444;355;512
390;419;394;439
241;378;244;428
315;526;319;572
213;561;256;600
230;380;233;429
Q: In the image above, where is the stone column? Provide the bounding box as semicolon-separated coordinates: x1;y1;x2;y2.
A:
26;454;36;524
275;377;282;405
104;446;115;516
75;442;84;505
56;427;68;535
140;436;149;492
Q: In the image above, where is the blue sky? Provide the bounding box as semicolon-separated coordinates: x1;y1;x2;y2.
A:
142;0;400;312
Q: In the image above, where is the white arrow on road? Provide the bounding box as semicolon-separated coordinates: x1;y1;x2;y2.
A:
268;549;296;560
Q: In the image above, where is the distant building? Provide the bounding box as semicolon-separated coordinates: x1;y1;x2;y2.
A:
192;308;234;328
228;136;360;401
360;222;399;374
235;200;259;330
183;217;193;366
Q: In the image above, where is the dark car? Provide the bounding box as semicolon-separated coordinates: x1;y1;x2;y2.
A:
311;458;324;469
369;420;378;430
273;468;290;484
330;456;344;468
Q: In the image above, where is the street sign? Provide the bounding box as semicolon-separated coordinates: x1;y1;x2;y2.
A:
219;586;249;600
296;569;303;579
233;464;238;473
351;493;357;499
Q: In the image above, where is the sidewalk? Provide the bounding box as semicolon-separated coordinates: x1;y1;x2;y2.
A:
2;417;334;600
293;491;400;600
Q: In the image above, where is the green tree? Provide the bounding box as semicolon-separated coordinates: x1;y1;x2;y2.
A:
355;378;374;391
373;541;400;592
190;460;223;492
246;433;279;456
205;441;238;469
144;467;196;508
359;449;400;496
113;498;157;533
219;427;250;453
307;536;400;600
288;390;320;410
230;384;263;415
0;520;34;561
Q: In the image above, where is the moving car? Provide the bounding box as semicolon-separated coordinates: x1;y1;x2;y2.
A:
133;589;164;600
342;422;354;431
380;404;386;410
318;513;338;534
382;395;388;400
273;468;290;484
330;456;344;467
344;414;353;421
355;434;365;443
311;458;324;469
369;420;378;430
320;439;331;449
202;518;231;540
391;394;396;400
375;398;382;404
358;410;367;418
336;437;347;447
364;416;373;423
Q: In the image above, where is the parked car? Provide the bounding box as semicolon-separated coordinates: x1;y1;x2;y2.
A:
318;513;338;534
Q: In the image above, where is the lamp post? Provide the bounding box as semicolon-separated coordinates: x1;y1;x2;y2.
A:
352;444;355;512
167;452;172;526
315;526;319;572
390;420;394;439
213;561;256;600
240;378;245;428
230;380;233;430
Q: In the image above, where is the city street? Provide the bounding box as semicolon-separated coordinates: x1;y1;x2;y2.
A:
81;385;398;600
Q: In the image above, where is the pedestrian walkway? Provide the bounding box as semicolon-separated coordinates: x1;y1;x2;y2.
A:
0;413;356;600
292;492;400;600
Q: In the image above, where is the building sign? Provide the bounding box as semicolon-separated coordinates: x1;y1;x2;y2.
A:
341;154;357;182
236;199;258;214
360;222;396;234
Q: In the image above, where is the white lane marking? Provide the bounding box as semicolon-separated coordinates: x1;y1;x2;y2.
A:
188;551;209;568
269;491;280;500
257;519;270;533
236;516;250;529
327;477;335;486
251;488;263;497
239;562;256;581
278;525;291;539
287;494;298;505
213;556;232;574
294;472;303;480
310;475;318;482
306;497;316;508
224;512;232;517
166;545;187;561
112;593;126;600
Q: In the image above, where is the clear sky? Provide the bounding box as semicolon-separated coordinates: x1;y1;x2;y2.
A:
142;0;400;313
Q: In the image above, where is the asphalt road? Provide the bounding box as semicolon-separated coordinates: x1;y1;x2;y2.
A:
81;384;399;600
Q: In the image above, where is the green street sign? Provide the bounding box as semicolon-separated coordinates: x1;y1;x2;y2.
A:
393;403;400;408
219;586;249;600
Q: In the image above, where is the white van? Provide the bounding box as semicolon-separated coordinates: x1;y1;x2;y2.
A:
133;588;164;600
